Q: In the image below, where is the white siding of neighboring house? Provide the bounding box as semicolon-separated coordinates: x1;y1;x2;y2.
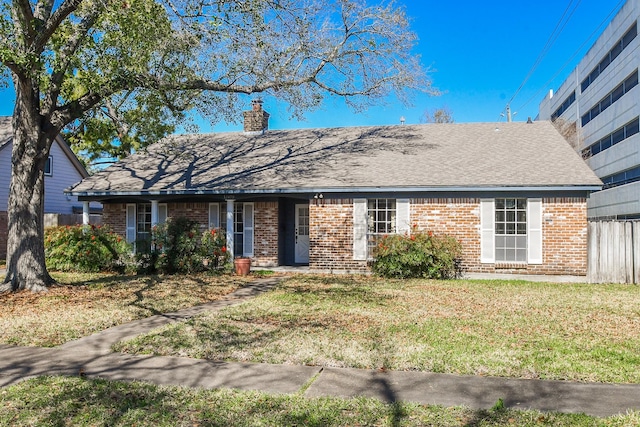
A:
43;138;87;214
0;141;11;212
0;137;92;214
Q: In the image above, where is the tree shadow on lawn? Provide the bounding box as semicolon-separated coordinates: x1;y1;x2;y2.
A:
283;276;394;307
3;376;491;427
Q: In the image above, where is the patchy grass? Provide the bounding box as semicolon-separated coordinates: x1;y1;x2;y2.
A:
0;272;252;347
1;376;637;426
117;275;640;383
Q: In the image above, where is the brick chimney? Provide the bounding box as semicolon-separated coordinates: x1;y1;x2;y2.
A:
243;99;269;133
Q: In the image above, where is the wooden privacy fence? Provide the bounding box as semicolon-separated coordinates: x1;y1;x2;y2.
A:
44;213;103;227
587;220;640;284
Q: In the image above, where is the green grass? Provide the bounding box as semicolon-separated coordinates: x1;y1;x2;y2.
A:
116;275;640;383
0;376;637;426
0;272;253;347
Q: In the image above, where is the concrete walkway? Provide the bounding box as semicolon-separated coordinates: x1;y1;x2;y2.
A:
1;277;639;418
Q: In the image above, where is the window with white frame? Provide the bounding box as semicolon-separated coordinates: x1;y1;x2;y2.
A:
367;199;397;257
208;202;254;257
125;203;167;252
480;198;542;265
495;198;527;262
353;198;409;261
136;203;152;252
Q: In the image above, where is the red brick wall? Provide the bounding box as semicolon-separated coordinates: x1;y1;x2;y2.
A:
253;201;278;266
411;198;481;273
169;203;209;232
102;203;127;237
308;197;588;276
102;201;279;266
411;197;588;275
101;197;589;276
309;199;368;272
0;211;7;260
540;198;588;275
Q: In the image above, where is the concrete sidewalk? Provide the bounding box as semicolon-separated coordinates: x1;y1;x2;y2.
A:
1;277;639;418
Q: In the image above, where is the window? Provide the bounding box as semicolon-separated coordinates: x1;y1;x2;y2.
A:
495;199;527;262
601;165;640;189
582;117;640;157
582;69;638;126
480;198;542;265
208;202;254;257
125;203;167;252
44;156;52;176
551;91;575;120
353;198;409;261
233;203;245;255
581;21;637;92
136;203;152;252
367;199;396;256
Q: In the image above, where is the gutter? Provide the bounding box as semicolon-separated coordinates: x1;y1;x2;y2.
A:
67;185;603;198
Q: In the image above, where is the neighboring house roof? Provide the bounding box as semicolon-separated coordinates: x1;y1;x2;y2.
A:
0;116;89;179
0;116;13;148
69;121;602;198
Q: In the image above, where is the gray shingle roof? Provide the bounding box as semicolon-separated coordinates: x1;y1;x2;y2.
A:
69;121;602;196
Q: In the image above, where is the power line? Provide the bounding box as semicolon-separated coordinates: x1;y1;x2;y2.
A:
514;0;626;114
507;0;583;107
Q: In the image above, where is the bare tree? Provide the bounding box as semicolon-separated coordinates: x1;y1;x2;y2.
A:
551;118;588;158
0;0;435;291
421;106;454;123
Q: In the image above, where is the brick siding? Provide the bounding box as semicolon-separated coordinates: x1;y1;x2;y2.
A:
101;196;588;276
309;199;368;273
411;198;481;273
411;197;588;275
102;203;127;237
102;201;279;266
253;201;278;266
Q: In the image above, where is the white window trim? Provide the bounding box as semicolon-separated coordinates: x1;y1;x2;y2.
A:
480;199;495;263
480;198;543;265
126;204;136;244
353;198;411;261
158;203;168;224
353;199;368;261
527;199;543;264
209;202;220;229
242;202;254;258
396;199;411;235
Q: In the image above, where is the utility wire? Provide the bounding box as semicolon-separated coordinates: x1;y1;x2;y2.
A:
507;0;583;107
514;0;626;114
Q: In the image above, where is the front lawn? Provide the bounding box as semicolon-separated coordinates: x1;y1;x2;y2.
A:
0;376;636;426
0;272;252;347
116;275;640;383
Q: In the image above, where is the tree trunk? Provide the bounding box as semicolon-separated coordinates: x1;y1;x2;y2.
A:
1;88;56;292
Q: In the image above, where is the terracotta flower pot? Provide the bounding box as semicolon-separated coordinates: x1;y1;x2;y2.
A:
234;257;251;276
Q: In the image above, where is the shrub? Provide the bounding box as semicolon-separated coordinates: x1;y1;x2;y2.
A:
151;217;202;274
200;227;230;270
371;230;462;279
45;224;131;272
149;217;230;274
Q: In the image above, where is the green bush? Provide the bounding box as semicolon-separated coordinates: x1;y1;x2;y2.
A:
200;227;230;270
149;217;230;274
45;225;131;272
370;231;462;279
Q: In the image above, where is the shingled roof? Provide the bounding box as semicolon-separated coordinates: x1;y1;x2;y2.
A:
0;116;13;149
69;121;602;197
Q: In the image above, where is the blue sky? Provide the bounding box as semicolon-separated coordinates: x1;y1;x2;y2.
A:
0;0;626;132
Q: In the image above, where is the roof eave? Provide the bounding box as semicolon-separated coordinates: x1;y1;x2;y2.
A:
68;185;603;198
